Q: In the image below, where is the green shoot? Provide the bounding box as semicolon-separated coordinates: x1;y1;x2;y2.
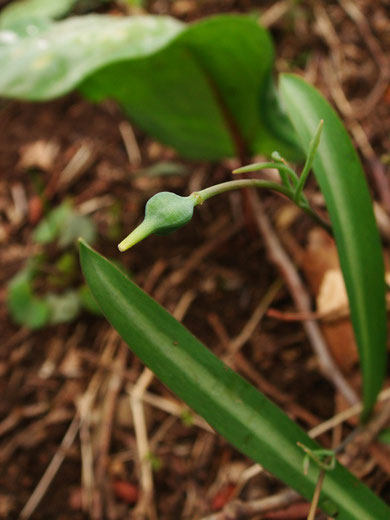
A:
294;119;323;203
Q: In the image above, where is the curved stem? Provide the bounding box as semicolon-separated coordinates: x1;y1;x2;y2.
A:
294;120;324;203
192;179;291;203
191;179;333;235
233;162;299;187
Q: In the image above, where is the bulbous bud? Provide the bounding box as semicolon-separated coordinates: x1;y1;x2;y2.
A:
118;192;195;251
145;192;195;235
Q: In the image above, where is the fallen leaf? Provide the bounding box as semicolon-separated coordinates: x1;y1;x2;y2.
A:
317;269;348;316
302;228;358;373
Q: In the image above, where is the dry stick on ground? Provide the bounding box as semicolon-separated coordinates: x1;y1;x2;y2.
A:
78;349;213;433
80;400;95;513
19;414;81;520
249;192;358;406
130;368;158;520
342;398;390;469
313;2;345;80
0;402;49;438
19;329;118;520
227;278;283;357
260;0;290;28
119;121;142;168
93;344;128;520
79;331;121;517
200;488;301;520
314;1;390;214
56;141;96;193
338;0;390;118
153;217;242;302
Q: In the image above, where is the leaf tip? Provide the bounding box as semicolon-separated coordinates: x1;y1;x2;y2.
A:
78;237;90;251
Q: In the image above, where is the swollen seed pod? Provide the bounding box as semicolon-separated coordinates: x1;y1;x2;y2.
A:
118;192;196;252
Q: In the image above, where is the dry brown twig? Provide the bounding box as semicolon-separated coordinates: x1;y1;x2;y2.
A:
153;217;242;301
119;121;142;168
19;328;119;520
314;0;390;214
129;368;158;520
200;488;301;520
93;344;128;520
338;0;389;118
260;1;290;28
227;278;283;357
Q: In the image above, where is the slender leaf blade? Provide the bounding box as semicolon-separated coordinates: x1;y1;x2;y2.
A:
279;74;387;419
79;240;390;519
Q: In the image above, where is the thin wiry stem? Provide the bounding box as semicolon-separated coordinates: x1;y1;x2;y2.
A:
191;179;332;235
294;120;324;203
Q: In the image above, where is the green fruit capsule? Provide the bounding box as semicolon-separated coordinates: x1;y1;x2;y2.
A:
118;192;196;252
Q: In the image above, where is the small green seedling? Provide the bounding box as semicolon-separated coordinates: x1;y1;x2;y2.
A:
7;200;100;329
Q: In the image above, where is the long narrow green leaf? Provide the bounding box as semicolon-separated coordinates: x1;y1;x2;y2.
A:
279;74;386;419
79;240;390;519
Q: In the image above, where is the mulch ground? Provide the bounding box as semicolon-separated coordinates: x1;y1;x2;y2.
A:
1;1;390;519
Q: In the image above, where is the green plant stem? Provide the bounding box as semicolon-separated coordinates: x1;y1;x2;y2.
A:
233;162;299;187
193;179;291;201
294;120;323;203
191;179;332;235
270;152;294;188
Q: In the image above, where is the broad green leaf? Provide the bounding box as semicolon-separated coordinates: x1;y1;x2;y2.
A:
7;268;50;329
0;15;183;98
0;0;77;32
279;74;387;420
79;240;390;519
0;14;301;159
